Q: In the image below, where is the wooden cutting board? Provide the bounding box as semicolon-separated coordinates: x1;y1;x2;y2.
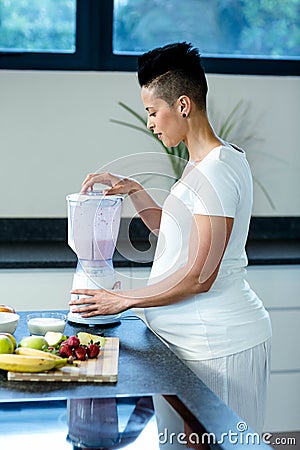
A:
7;337;119;383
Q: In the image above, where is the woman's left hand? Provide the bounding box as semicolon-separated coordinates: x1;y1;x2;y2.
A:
69;289;129;317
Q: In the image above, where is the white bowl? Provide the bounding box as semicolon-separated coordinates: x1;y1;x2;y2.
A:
26;312;67;335
0;312;20;334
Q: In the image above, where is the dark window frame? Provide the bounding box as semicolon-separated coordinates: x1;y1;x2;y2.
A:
0;0;299;75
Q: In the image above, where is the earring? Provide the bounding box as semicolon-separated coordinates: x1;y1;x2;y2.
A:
182;113;187;118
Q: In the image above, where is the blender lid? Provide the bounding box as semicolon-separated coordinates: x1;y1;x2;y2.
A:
66;191;123;203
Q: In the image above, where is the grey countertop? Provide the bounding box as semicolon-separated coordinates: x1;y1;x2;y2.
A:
0;311;267;449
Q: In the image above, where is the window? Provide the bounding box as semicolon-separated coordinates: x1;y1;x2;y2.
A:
112;0;300;75
0;0;299;74
114;0;300;59
0;0;76;53
0;0;93;70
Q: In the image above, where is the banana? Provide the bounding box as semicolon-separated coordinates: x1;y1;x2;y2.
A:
0;354;67;373
52;359;69;369
14;348;68;370
15;348;75;369
15;347;62;360
15;348;71;369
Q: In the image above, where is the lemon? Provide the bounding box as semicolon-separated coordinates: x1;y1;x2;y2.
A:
77;332;106;347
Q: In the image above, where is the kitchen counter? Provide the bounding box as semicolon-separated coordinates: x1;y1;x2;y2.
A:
0;311;267;449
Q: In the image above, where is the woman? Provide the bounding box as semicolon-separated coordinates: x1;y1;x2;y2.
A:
70;42;272;434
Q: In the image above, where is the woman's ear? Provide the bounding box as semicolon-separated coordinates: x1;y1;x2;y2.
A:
178;95;191;118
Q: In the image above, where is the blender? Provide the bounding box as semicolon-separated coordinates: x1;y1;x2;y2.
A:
66;191;123;325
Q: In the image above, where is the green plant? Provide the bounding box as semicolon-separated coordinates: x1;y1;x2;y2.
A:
111;101;277;208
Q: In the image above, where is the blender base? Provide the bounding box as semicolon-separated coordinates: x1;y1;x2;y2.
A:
67;312;122;327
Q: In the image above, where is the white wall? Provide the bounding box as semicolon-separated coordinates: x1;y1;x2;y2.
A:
0;70;299;217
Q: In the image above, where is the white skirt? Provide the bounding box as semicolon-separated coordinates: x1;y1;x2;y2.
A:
153;338;271;449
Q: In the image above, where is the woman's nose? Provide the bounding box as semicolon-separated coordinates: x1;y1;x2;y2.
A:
147;116;154;131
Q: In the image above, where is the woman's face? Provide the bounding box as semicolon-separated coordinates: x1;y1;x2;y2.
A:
141;86;185;148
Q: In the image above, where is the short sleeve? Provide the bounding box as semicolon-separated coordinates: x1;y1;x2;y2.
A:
192;160;240;218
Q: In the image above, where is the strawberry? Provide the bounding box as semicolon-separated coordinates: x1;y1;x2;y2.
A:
59;344;73;358
65;336;80;348
74;345;87;361
87;343;100;359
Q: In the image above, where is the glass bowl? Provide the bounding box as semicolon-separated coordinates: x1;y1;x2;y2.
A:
27;312;67;336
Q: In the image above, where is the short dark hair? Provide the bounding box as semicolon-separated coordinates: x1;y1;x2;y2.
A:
137;42;208;111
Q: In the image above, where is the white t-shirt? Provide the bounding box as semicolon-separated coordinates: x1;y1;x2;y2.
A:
144;144;272;360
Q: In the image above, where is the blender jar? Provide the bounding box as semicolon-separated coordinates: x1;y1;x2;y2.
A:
66;191;123;324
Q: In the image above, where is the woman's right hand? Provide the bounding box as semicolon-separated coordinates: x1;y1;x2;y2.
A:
81;172;142;196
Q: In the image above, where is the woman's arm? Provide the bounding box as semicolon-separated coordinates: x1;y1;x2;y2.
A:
81;172;162;234
69;215;234;316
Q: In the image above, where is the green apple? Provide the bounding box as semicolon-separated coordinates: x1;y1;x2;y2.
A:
18;335;48;351
44;331;66;347
0;333;17;350
0;335;14;354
